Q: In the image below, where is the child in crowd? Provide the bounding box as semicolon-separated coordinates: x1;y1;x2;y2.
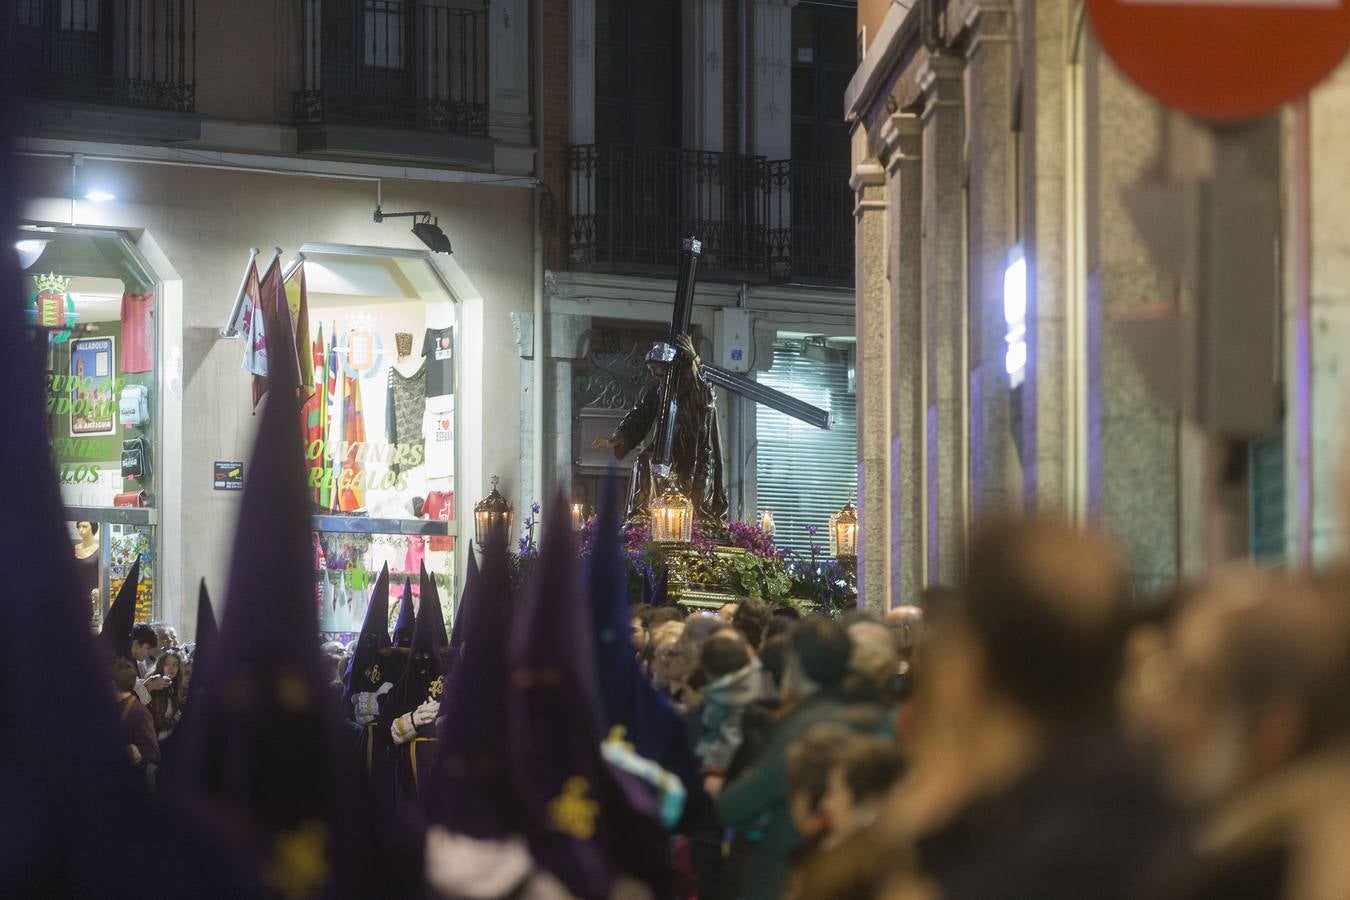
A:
694;633;767;774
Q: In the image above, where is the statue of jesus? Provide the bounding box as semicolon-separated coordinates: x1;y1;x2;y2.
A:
592;334;729;525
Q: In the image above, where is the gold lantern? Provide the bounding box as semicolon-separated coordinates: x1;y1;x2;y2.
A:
829;499;858;560
650;486;694;544
759;510;775;535
473;475;514;548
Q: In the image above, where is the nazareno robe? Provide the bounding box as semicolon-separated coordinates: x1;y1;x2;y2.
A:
611;356;729;524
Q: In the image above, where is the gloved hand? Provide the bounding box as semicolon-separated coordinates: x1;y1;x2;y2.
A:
352;682;394;725
391;713;417;745
412;699;440;727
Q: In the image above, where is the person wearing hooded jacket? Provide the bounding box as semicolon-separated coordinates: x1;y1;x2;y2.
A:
712;616;886;900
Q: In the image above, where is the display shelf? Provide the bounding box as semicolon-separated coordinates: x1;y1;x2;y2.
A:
64;505;157;527
311;515;456;536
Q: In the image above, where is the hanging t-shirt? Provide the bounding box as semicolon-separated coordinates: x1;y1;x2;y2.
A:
423;491;455;551
423;397;455;476
120;291;155;373
385;361;427;475
421;327;454;398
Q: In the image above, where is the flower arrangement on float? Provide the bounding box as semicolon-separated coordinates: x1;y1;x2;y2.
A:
509;502;858;612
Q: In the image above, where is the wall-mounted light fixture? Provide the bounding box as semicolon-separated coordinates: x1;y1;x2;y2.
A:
1004;244;1028;389
374;205;453;254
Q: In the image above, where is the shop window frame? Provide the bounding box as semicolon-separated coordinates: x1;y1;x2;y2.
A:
19;222;164;622
288;242;462;639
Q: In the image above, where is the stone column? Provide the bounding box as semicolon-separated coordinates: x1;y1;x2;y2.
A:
683;0;726;151
1084;35;1181;595
514;312;593;520
964;3;1016;521
883;112;924;605
753;0;794;270
1306;61;1350;563
853;160;889;612
513;312;536;507
751;0;793;161
920;55;968;586
1021;0;1073;517
570;0;596;145
488;0;532;149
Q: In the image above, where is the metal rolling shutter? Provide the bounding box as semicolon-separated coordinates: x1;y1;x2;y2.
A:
754;343;857;556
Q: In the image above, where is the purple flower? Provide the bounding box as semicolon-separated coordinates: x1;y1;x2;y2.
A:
531;502;541;515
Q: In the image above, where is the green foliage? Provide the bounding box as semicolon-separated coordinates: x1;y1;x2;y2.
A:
723;551;794;602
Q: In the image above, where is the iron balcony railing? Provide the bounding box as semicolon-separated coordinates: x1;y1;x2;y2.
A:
10;0;197;113
295;0;488;135
568;144;854;286
765;159;855;285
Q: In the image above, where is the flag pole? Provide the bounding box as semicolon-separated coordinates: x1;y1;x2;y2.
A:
220;246;275;338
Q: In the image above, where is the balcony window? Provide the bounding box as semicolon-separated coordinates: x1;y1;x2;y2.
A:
568;144;854;286
296;0;488;135
363;0;405;70
11;0;198;113
595;0;680;147
60;0;100;31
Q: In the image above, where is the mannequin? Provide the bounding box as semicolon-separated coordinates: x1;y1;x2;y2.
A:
74;520;100;560
73;521;101;615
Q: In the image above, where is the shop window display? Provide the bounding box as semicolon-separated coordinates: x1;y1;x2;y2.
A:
22;228;161;624
258;259;459;639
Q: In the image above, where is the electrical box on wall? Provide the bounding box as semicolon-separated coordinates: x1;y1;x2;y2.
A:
714;308;752;373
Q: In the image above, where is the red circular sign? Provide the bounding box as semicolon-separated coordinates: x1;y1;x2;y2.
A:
1086;0;1350;121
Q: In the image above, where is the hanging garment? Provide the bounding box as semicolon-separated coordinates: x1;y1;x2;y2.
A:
385;361;427;475
120;291;155;373
422;396;454;477
423;491;455;552
403;536;426;577
420;326;454;397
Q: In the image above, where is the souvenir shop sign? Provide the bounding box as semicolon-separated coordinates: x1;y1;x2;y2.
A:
214;461;244;491
306;439;421;493
68;337;117;436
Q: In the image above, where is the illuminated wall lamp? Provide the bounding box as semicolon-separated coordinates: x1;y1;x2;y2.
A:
1003;245;1028;389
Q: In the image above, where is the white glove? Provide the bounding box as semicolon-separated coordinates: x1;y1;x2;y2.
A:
352;682;394;725
412;699;440;727
391;713;417;745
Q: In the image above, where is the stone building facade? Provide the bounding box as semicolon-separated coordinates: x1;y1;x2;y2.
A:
848;0;1350;608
